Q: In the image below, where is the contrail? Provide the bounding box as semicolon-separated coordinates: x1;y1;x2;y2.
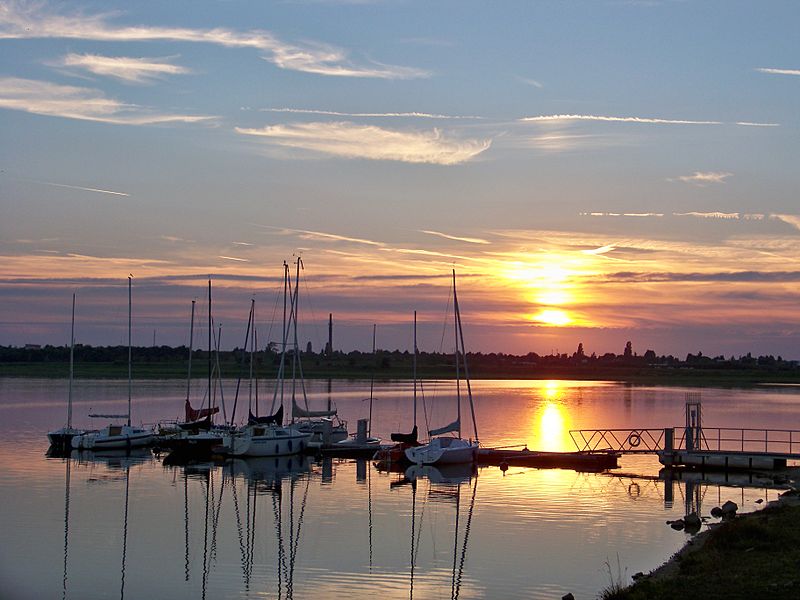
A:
31;180;130;197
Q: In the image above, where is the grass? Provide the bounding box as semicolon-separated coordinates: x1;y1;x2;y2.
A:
611;501;800;599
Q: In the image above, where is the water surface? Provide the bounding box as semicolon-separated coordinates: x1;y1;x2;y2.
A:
1;378;796;599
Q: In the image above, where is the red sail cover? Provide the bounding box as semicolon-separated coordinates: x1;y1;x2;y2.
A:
185;399;220;422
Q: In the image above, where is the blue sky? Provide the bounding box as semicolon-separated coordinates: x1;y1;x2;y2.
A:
0;0;799;358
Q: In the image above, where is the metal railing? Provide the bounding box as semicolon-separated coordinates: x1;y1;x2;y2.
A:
676;427;800;457
570;426;800;458
569;428;665;453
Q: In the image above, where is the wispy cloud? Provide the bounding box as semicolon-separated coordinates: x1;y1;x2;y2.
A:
520;114;723;125
259;107;484;120
263;226;386;247
235;121;491;165
582;244;616;256
219;255;249;262
29;179;130;196
773;214;800;232
674;171;733;185
756;67;800;77
420;230;491;244
0;1;427;79
515;76;544;88
0;77;213;124
53;53;191;84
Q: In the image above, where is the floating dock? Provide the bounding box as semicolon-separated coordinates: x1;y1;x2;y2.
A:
476;448;619;471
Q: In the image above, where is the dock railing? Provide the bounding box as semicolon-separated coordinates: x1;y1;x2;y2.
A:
570;426;800;458
677;427;800;457
569;428;666;453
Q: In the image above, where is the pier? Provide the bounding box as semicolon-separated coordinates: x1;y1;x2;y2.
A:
569;398;800;471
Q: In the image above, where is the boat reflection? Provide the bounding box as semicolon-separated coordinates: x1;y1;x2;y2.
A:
401;463;478;600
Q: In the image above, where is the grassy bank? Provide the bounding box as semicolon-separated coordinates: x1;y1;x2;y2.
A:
606;494;800;599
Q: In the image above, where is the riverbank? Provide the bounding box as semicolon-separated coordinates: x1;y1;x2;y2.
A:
607;490;800;599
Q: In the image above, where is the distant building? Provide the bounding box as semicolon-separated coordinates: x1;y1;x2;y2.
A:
24;344;41;350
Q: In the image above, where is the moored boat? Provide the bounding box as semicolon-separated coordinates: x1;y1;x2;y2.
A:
70;277;153;451
47;293;86;450
405;270;479;466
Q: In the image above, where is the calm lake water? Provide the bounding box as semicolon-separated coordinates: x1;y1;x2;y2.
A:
1;378;798;599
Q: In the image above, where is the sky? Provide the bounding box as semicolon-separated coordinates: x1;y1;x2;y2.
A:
0;0;799;358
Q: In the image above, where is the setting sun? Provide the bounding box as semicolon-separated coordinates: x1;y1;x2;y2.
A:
533;309;572;326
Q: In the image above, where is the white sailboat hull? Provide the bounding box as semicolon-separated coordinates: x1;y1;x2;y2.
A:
405;437;478;465
224;425;311;457
71;425;153;450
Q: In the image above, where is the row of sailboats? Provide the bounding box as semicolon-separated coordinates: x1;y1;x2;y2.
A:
47;263;478;466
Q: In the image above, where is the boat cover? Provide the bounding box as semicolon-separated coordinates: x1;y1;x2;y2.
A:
248;404;283;425
292;399;337;418
390;425;418;444
429;418;460;437
185;399;220;422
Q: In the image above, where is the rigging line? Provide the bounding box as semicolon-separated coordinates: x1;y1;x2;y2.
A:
248;300;255;414
215;322;228;423
290;259;311;412
454;275;477;441
265;273;283;356
300;262;325;350
271;263;290;417
231;301;253;426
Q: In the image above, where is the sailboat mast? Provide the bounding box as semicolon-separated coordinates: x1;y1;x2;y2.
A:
271;262;289;416
187;300;195;403
453;271;478;442
413;311;417;430
67;292;75;429
453;270;461;438
248;299;255;415
127;276;132;427
368;324;376;438
207;279;212;415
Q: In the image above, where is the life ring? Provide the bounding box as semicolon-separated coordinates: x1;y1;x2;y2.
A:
627;432;641;448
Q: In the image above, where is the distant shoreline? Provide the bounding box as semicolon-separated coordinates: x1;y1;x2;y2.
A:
3;360;800;386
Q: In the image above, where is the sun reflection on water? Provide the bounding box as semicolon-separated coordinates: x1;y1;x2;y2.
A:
533;381;573;453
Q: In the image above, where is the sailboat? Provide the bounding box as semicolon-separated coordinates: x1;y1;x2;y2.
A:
162;283;226;459
47;293;87;451
373;312;421;466
71;277;153;450
405;271;479;465
286;259;348;446
222;261;311;457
